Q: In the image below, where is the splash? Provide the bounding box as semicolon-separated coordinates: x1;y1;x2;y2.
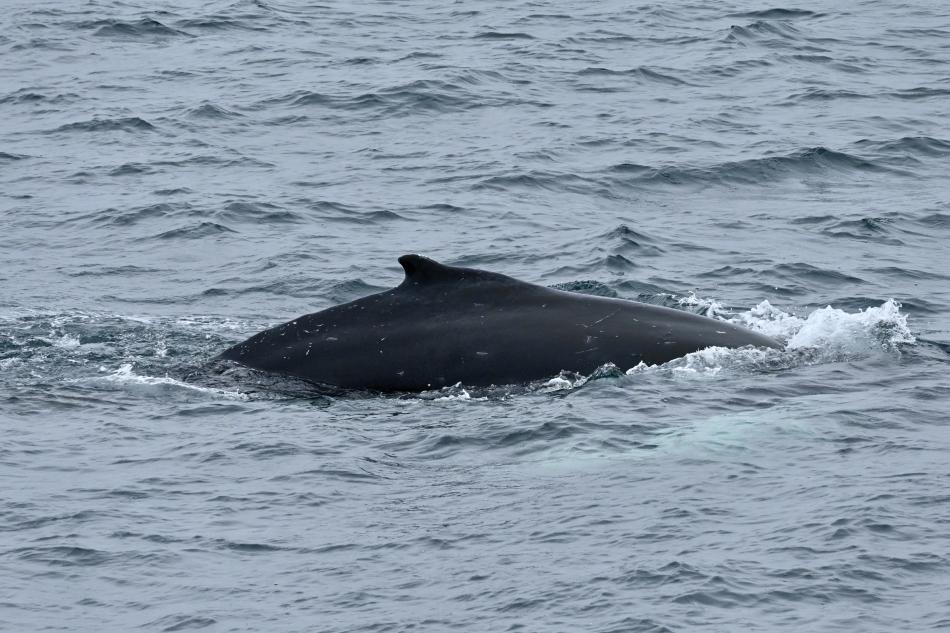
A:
432;382;486;401
675;292;913;353
782;300;914;351
731;299;806;339
622;298;914;381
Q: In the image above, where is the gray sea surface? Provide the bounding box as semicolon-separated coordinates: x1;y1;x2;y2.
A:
2;0;949;631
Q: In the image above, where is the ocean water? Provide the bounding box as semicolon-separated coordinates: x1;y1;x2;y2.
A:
2;0;949;631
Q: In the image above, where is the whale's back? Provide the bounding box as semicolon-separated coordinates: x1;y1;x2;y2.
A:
220;255;781;391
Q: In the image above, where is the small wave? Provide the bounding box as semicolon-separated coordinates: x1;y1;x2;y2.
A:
207;537;287;552
219;201;300;224
867;266;950;282
65;264;162;278
185;102;245;119
608;162;650;174
598;224;665;256
265;80;549;117
277;83;475;115
772;262;866;286
0;151;29;161
175;17;268;31
421;203;465;213
474;31;534;40
343;56;378;65
789;53;834;63
287;91;332;107
296;199;359;215
204;277;385;304
783;88;871;103
0;89;79;105
325;279;390;303
568;29;637;44
53;116;156;133
701;58;774;78
0;88;42;103
372;81;486;114
726;20;805;43
576;66;693;86
150;154;273;169
13;29;82;49
394;50;442;62
609;147;901;189
890;87;950;100
153;222;237;240
820;216;904;245
274;466;386;483
473;170;598;193
726;9;820;19
323;209;409;224
143;615;217;632
407;417;580;459
918;211;950;228
12;545;113;567
886;27;950;38
85;18;193;39
546;257;645;279
229;441;324;458
293;199;407;224
855;136;950;159
154;187;193;196
109;162;154;176
64;202;193;227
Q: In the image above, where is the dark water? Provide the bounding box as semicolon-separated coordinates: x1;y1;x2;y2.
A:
2;1;950;630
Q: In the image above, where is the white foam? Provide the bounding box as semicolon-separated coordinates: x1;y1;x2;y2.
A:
618;298;914;381
625;346;769;379
87;363;249;400
731;299;806;339
436;389;473;401
432;382;487;401
677;291;728;318
540;375;580;392
174;316;258;332
51;333;81;348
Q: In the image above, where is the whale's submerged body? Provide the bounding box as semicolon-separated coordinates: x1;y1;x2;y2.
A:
220;254;782;391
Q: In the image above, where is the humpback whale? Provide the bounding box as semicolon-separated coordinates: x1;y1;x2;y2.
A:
220;254;782;391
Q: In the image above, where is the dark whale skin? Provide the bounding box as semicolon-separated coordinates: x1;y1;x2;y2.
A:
219;254;782;391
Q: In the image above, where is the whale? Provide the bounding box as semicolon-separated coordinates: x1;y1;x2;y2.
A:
219;254;782;391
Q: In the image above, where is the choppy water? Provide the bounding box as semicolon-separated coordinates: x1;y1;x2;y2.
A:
3;1;950;631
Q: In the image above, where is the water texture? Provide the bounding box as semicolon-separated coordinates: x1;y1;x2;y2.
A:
2;1;949;631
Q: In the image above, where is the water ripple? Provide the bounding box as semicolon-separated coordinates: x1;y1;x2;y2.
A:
2;0;949;630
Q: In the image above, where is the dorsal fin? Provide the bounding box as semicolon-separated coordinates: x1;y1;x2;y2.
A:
397;254;515;287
